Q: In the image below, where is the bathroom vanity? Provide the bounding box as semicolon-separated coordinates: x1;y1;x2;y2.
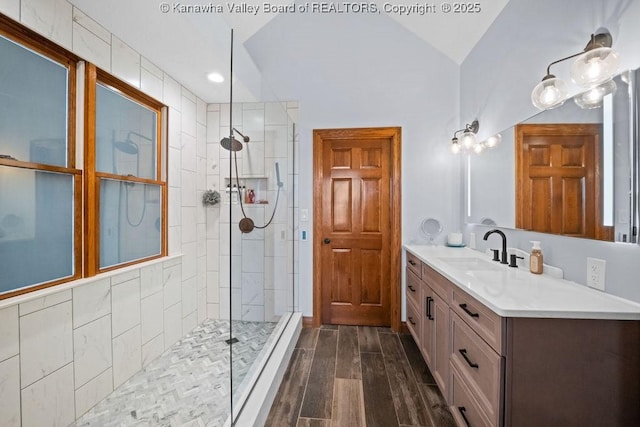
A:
404;245;640;427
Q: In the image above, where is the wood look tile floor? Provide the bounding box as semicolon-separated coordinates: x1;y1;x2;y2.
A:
266;326;456;427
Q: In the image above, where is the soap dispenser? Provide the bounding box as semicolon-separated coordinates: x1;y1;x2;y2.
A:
529;241;543;274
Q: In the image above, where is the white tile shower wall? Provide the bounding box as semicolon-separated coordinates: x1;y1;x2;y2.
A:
0;355;20;427
0;0;20;21
0;256;198;426
21;362;75;427
206;102;299;322
0;0;209;423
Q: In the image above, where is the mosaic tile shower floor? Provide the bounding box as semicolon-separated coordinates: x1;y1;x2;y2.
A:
74;319;278;427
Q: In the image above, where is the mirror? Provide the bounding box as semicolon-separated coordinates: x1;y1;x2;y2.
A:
467;68;638;244
420;217;443;244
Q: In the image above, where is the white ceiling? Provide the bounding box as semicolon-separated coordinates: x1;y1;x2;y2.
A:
70;0;511;102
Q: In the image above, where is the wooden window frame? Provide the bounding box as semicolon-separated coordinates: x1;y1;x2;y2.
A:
0;15;82;299
0;16;168;300
84;65;168;276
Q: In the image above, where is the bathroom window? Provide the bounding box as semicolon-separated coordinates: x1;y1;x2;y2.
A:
85;67;167;274
0;21;82;297
0;17;167;299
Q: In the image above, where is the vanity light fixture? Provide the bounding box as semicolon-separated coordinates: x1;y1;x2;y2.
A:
574;79;617;109
450;120;479;154
531;30;620;110
484;133;502;148
450;121;502;155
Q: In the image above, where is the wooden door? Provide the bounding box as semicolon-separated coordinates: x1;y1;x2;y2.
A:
516;123;613;241
313;128;401;329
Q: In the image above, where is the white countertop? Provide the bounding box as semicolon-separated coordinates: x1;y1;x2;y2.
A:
404;244;640;320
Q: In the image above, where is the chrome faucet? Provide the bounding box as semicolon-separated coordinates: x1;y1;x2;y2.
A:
483;229;508;264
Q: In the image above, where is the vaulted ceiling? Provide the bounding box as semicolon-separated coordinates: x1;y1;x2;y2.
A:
70;0;510;102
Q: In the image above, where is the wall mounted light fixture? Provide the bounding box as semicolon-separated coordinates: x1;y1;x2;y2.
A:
451;120;479;154
531;30;619;110
450;120;502;155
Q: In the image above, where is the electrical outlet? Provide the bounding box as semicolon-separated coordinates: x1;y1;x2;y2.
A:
586;257;606;291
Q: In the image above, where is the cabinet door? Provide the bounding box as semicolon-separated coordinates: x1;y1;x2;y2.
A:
406;268;420;309
421;284;450;399
420;285;434;368
432;292;450;400
406;297;421;344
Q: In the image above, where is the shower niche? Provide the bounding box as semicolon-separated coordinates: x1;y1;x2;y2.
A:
224;176;271;205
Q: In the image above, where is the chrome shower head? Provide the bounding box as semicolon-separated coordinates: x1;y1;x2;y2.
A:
220;137;244;152
220;128;250;151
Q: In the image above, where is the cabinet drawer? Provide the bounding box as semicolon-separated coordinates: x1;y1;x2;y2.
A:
423;264;451;303
406;297;421;342
406;268;420;308
451;312;502;425
452;288;504;354
450;364;493;427
406;251;422;278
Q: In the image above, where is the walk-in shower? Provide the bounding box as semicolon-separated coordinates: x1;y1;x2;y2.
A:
77;28;299;427
220;28;298;424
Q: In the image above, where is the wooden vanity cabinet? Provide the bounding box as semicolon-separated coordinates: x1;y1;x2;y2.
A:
405;251;640;427
405;257;506;426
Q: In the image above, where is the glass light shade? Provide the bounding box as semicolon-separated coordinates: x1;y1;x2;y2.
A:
531;77;567;110
451;139;461;154
460;131;476;150
570;47;619;86
484;133;502;148
472;143;484;154
574;79;617;109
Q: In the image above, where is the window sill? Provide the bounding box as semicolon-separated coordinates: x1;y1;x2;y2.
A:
0;253;183;311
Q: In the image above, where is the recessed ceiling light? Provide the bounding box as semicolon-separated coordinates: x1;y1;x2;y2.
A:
207;72;224;83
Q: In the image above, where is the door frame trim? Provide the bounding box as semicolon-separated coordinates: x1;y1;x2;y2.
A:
312;127;402;331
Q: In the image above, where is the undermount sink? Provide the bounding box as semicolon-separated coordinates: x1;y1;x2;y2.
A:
438;257;503;272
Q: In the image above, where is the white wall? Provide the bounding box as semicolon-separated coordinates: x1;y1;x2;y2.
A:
460;0;640;303
245;11;461;317
0;1;209;425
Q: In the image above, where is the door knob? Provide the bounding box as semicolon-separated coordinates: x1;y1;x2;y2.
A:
323;238;331;244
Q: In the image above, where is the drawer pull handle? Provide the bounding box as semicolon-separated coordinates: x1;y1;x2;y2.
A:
408;316;416;325
459;303;480;318
426;296;433;320
458;407;471;427
459;349;479;369
408;285;416;292
408;259;417;266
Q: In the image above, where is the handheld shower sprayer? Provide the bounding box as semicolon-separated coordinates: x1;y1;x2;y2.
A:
275;162;283;188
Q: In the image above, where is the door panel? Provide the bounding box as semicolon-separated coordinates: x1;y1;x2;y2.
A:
360;249;382;305
516;123;612;240
330;249;352;304
314;128;400;327
331;179;352;231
